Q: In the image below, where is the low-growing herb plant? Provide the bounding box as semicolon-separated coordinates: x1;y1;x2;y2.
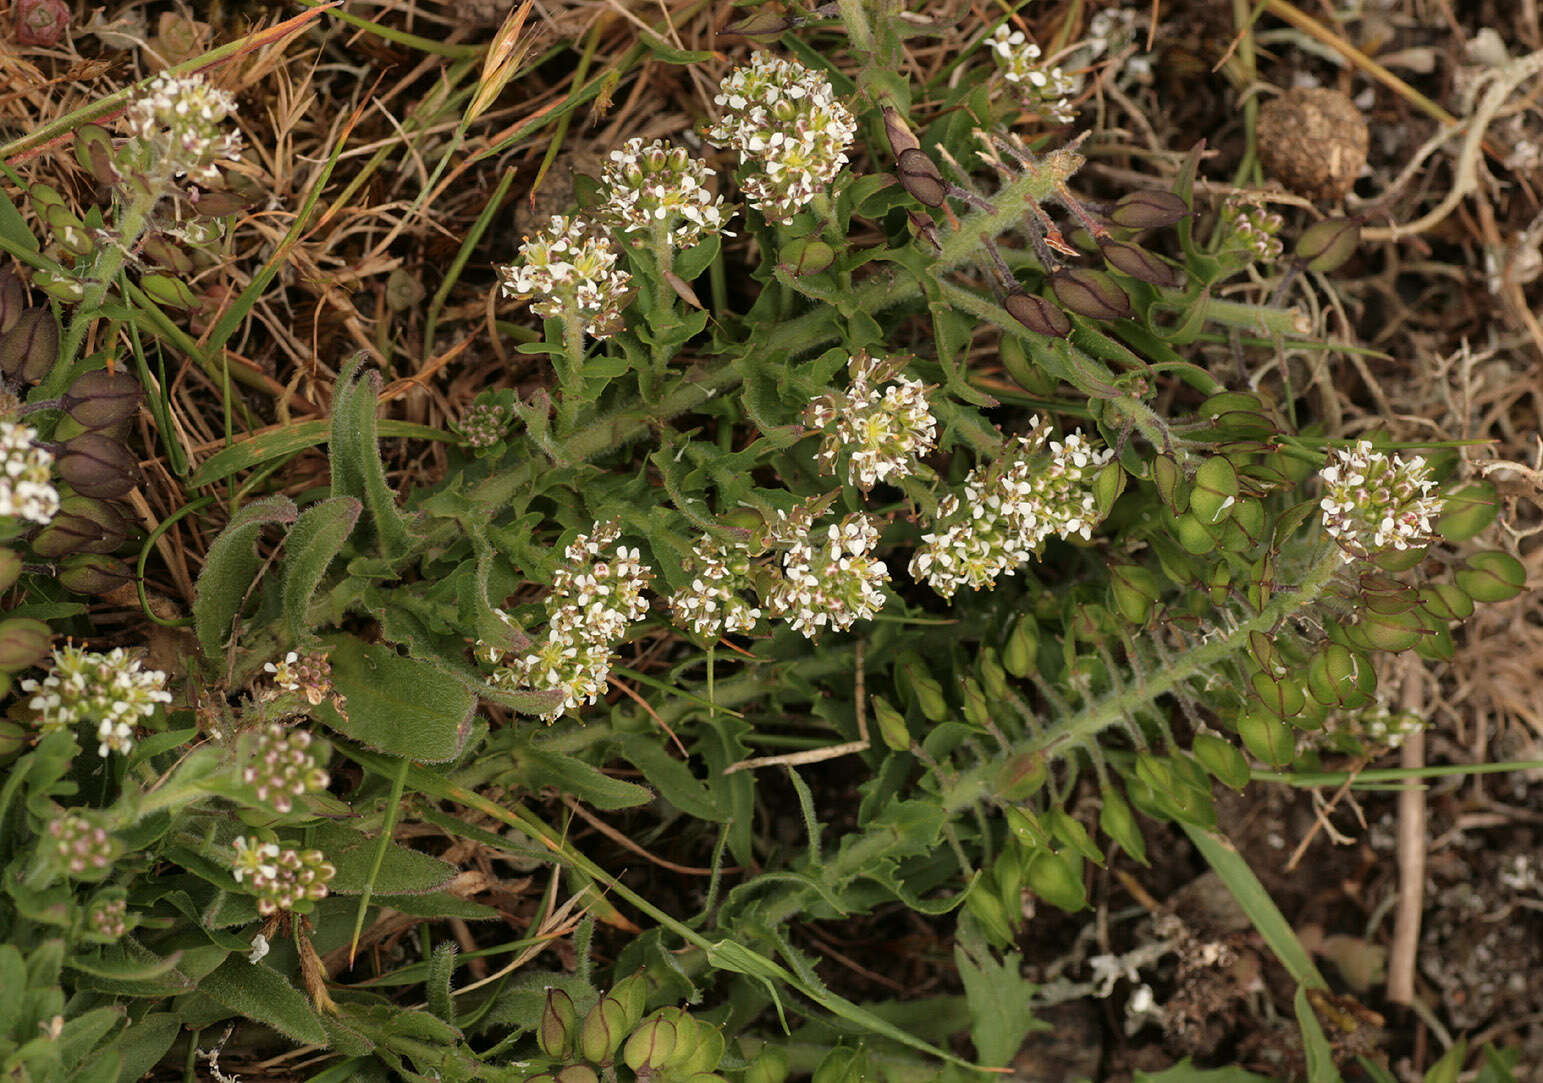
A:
0;5;1532;1082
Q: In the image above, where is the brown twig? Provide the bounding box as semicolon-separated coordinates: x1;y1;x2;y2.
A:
1387;658;1427;1006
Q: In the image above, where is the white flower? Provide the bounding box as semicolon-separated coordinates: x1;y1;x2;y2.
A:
805;353;937;491
1319;441;1443;558
121;73;242;185
0;420;59;526
705;53;857;224
247;933;270;965
667;534;763;637
599;138;733;249
20;646;171;757
987;26;1077;123
766;512;888;638
498;215;632;338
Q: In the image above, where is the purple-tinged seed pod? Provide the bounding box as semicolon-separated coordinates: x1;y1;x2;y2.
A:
1003;291;1071;337
63;370;143;431
0;308;59;384
0;271;23;335
1109;189;1190;230
1099;239;1185;288
896;148;946;209
1050;269;1132;320
56;433;143;500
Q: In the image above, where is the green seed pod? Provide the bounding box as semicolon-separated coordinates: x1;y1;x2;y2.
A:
1191;733;1250;790
537;988;577;1059
554;1067;598;1083
1189;457;1239;525
1229;497;1267;546
0;719;27;759
0;270;24;334
1455;550;1527;603
1092;460;1126;519
45;204;94;258
1004;805;1051;851
743;1047;790;1083
1099;239;1184;288
811;1047;869;1083
1306;642;1375;708
1370;545;1428;573
870;695;911;752
1003;290;1071;338
960;677;991;729
63;369;142;430
1002;614;1038;678
670;1020;725;1075
895;148;946;209
33;267;85;304
607;970;648;1030
578;996;629;1065
1024;849;1087;912
1418;582;1473;622
1295;217;1361;273
0;307;59;383
1435;482;1498;544
1347;607;1423;653
964;879;1016;946
1045;807;1103;866
1413;623;1455;662
623;1014;678;1072
978;648;1010;701
0;618;51;671
1249;671;1306;719
1174;512;1216;554
897;653;949;722
1050;269;1131;321
1109;563;1161;625
994;847;1024;916
1098;786;1147;864
56;433;143;499
56;553;132;595
0;549;21;592
1109;189;1190;230
1236;708;1296;767
1152;454;1188;513
74;124;120;187
777;236;835;278
992;750;1047;802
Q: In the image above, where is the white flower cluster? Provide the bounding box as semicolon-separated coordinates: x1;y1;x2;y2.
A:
122;73;243;185
482;522;654;721
805;353;938;491
910;421;1113;599
599;138;732;249
0;420;60;526
667;534;763;638
987;26;1077;123
766;511;888;638
263;649;334;706
241;723;330;815
231;836;336;916
1326;699;1427;754
21;645;172;757
1220;199;1285;262
1320;441;1444;558
705;52;857;224
498;215;632;339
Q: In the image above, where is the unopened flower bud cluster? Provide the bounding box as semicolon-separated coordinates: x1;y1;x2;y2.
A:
241;723;330;815
1220;199;1284;262
911;421;1113;599
483;522;653;720
499;215;632;339
987;27;1078;123
706;52;857;224
121;73;243;186
805;353;937;491
458;400;511;449
766;510;889;638
0;420;60;525
1319;441;1443;558
667;534;763;638
21;646;172;757
88;893;129;939
48;813;119;878
264;649;335;707
600;138;732;249
231;836;336;915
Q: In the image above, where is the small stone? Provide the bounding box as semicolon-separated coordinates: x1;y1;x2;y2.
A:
1257;88;1368;203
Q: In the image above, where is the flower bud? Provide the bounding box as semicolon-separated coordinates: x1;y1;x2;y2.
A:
0;308;59;384
1050;269;1131;320
871;694;911;752
63;370;143;430
1454;550;1526;603
777;236;835;277
1003;290;1070;337
56;434;142;499
895;148;946;208
1099;239;1184;288
623;1014;679;1071
1109;189;1190;230
898;654;949;722
0;618;51;671
537;988;577;1059
578;996;629;1065
0;271;24;334
1295;217;1360;273
1024;848;1086;912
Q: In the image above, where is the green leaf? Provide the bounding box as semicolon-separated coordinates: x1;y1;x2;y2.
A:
192;496;297;661
313;636;476;762
197;956;329;1046
514;741;653;810
1135;1060;1274;1082
954;922;1046;1066
330;355;411;559
280;496;362;641
1293;985;1343;1083
611;732;726;821
313;821;457;896
113;1013;182;1083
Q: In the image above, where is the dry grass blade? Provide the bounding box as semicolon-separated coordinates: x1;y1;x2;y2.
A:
468;0;539;126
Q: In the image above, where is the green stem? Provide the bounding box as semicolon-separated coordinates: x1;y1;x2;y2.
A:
939;545;1345;816
556;308;586;434
836;0;876;58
